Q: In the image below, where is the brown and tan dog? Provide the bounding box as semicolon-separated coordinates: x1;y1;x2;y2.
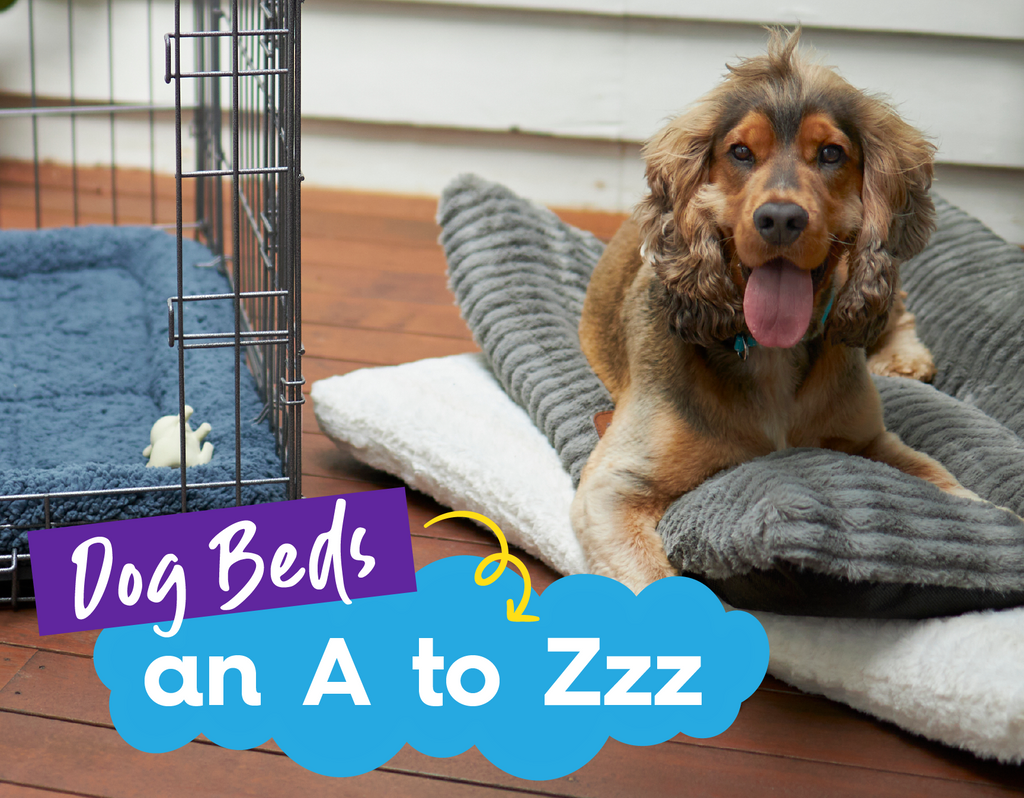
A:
571;30;977;593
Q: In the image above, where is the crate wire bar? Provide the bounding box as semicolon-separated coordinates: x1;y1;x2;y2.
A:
0;0;303;608
168;0;303;511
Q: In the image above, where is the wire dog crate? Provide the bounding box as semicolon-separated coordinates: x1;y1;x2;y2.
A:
0;0;303;608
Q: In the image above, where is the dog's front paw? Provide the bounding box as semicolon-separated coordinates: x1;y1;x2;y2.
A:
940;483;1024;521
867;342;936;383
942;483;982;502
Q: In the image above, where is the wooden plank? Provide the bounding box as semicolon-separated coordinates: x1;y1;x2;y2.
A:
0;645;35;692
0;159;620;251
552;207;628;241
301;358;368;398
0;165;181;229
0;651;108;728
0;712;533;798
0;708;1016;798
302;323;478;365
0;180;175;216
298;474;394;500
304;185;625;239
0;783;76;797
0;204;171;231
302;237;448;275
382;739;1024;798
301;432;404;485
304;357;478;436
0;649;279;757
302;207;440;247
0;159;186;201
686;689;1024;788
302;266;455;308
0;614;97;658
6;700;995;798
301;292;470;339
301;186;438;221
0;180;175;219
5;644;1022;795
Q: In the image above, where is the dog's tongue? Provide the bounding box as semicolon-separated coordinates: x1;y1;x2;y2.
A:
743;261;814;348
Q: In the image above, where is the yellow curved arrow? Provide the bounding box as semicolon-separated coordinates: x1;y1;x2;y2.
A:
425;510;539;622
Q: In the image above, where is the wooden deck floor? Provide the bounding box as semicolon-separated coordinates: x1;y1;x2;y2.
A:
1;161;1023;796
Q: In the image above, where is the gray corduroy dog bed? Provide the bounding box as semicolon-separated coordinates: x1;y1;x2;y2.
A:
439;174;1024;619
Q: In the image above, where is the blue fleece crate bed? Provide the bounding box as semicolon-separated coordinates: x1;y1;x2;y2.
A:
0;226;286;554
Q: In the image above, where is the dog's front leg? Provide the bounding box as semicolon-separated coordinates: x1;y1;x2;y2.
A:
866;292;936;383
571;459;678;594
859;430;979;500
570;399;699;594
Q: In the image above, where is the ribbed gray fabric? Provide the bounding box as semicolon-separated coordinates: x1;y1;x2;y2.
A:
903;199;1024;439
438;174;1024;595
440;176;611;484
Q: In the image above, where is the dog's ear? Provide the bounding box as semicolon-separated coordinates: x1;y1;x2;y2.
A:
635;106;744;347
829;100;935;348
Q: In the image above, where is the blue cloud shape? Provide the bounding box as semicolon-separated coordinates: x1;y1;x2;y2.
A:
94;556;768;780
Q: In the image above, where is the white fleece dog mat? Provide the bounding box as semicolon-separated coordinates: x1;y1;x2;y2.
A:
313;352;1024;764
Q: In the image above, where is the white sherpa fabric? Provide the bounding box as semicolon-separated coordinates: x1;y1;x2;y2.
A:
312;351;1024;764
311;354;586;575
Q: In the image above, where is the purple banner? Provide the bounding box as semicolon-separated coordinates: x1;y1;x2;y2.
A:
29;488;417;636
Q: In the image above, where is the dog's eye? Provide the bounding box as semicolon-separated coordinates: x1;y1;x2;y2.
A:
818;144;844;165
731;144;753;163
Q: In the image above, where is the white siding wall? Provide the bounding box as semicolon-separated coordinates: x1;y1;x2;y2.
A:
300;0;1024;241
1;0;1022;240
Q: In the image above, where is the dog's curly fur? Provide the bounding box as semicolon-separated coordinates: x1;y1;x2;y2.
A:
571;30;975;592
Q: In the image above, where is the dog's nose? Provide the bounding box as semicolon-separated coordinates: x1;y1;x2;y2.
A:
753;202;809;246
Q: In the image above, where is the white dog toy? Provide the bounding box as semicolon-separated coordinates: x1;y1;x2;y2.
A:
143;405;214;467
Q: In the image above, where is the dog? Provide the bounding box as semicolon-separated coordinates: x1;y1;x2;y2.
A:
571;29;978;593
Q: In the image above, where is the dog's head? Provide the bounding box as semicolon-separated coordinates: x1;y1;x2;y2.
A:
637;29;935;350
